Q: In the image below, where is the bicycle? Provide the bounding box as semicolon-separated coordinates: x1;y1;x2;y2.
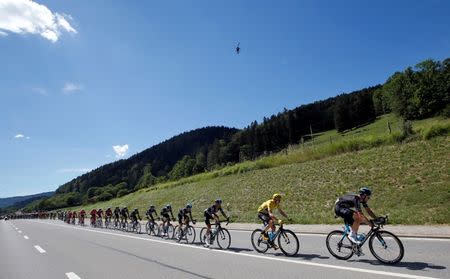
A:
200;219;231;249
90;217;97;227
251;220;299;256
128;219;142;234
113;217;120;230
120;219;128;231
96;218;103;228
145;217;160;236
78;216;85;226
326;216;404;264
104;216;112;229
174;219;197;244
158;219;175;238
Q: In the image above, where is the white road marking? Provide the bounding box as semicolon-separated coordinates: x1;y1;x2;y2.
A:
34;245;46;253
24;235;29;240
30;220;440;279
18;230;22;233
65;272;82;279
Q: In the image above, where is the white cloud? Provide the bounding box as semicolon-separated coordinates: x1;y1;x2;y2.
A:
14;134;30;140
62;82;81;94
0;0;77;43
58;168;92;173
113;144;129;158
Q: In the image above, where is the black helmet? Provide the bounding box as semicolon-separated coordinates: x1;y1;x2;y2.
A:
215;199;222;204
134;208;138;211
150;205;155;209
359;187;372;196
166;204;171;209
186;203;192;209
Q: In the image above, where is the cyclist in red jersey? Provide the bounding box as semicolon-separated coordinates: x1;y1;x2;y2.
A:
90;208;97;225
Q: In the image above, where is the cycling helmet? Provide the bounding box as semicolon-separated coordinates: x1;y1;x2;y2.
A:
150;205;155;209
107;207;111;210
359;187;372;196
134;208;138;212
215;199;222;204
272;193;282;200
186;203;192;209
166;204;172;209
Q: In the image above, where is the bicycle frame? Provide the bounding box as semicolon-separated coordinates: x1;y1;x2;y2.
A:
341;222;384;249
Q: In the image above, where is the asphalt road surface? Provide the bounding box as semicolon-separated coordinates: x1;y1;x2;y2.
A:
1;220;449;279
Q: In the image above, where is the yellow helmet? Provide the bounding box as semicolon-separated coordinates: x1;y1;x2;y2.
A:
272;193;282;200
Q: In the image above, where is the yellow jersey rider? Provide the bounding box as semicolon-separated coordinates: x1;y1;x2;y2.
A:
257;193;289;245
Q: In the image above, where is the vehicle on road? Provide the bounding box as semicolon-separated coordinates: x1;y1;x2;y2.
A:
200;219;231;249
326;216;404;264
251;220;299;256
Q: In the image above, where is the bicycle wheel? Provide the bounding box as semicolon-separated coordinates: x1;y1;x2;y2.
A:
278;229;299;256
251;229;269;253
326;230;354;260
199;227;207;244
151;223;160;236
158;224;165;237
185;226;196;244
217;228;231;250
145;222;151;235
173;225;181;240
135;223;142;234
369;230;404;264
167;224;175;239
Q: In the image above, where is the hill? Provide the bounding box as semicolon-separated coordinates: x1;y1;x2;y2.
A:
64;116;450;224
0;191;54;209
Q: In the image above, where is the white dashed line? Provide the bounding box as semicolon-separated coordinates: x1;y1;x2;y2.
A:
18;230;22;234
34;245;46;254
24;235;29;240
65;272;82;279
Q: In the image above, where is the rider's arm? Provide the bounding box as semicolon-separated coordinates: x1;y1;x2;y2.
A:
268;208;277;220
365;207;377;219
278;207;288;219
219;208;228;219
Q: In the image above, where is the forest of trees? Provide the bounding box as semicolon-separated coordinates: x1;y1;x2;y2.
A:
28;57;449;211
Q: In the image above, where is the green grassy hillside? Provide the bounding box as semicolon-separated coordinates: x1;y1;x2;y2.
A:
67;115;450;224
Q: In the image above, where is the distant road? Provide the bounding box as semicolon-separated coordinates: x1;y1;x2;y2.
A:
1;220;449;279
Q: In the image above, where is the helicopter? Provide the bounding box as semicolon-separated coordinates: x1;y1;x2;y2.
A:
235;42;240;54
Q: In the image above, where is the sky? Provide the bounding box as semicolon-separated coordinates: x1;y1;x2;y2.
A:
1;0;449;198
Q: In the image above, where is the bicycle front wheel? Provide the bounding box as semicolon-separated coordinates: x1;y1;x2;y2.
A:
251;229;269;253
217;228;231;250
135;223;142;234
278;229;299;256
326;230;354;260
151;223;160;236
199;227;207;244
145;222;151;234
185;226;196;244
369;230;404;264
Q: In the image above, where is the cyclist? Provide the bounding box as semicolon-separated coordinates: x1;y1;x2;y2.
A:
71;211;77;224
335;187;377;244
97;208;104;223
176;203;195;241
146;205;158;223
120;206;129;228
67;211;72;224
203;199;229;247
160;204;175;237
257;193;289;248
79;209;86;225
90;208;97;226
130;208;142;229
113;206;121;226
105;207;113;224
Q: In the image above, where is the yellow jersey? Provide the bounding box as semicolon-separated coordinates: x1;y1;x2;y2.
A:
258;199;279;214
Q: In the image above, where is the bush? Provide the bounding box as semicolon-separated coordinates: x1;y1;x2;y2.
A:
97;192;113;201
423;123;450;139
116;189;129;198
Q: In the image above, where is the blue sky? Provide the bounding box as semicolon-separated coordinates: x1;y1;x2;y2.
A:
1;0;449;197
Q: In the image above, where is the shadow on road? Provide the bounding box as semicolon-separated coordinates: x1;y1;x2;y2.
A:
227;247;254;253
273;253;330;260
353;259;446;271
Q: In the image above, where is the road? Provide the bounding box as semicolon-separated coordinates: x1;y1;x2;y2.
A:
1;220;449;279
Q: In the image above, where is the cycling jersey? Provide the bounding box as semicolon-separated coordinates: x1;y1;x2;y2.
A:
258;199;279;214
97;209;103;218
204;204;225;216
335;194;368;212
80;210;86;216
120;208;129;217
114;208;120;217
146;208;157;221
178;208;192;224
130;211;141;221
90;209;97;217
105;209;112;216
